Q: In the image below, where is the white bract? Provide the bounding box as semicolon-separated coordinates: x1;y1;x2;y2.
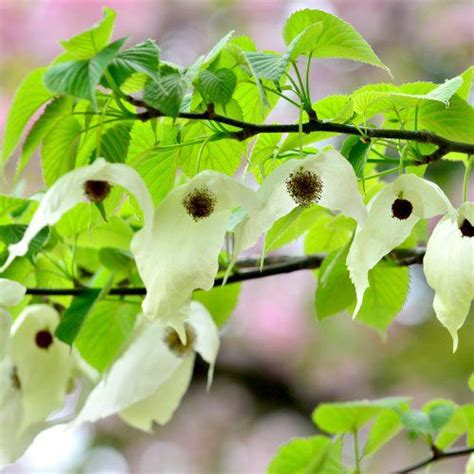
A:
75;301;219;431
0;305;75;467
0;158;154;273
131;170;255;338
347;174;454;316
423;202;474;351
232;149;367;263
0;278;26;309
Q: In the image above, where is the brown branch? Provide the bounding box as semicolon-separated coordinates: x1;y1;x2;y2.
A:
25;248;425;297
394;446;474;473
127;96;474;162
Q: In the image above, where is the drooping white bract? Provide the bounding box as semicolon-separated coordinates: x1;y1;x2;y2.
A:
347;174;454;316
0;158;154;273
0;278;26;309
75;301;219;432
0;305;76;467
232;149;367;263
423;202;474;351
131;170;255;338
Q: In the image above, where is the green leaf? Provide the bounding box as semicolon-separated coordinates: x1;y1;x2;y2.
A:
313;397;409;434
2;68;55;164
41;116;82;186
469;374;474;392
355;263;410;333
0;195;34;221
249;133;282;169
193;284;240;327
198;68;237;105
60;7;116;60
244;52;288;82
315;245;356;320
203;31;234;67
143;72;187;117
269;436;344;474
16;97;74;178
98;247;134;273
100;123;132;163
75;300;137;372
126;121;178;205
282;9;390;73
45;38;126;108
426;403;455;433
401;410;434;436
363;409;405;457
435;404;474;449
55;288;101;345
457;66;474;101
0;224;50;262
341;135;370;179
105;39;160;85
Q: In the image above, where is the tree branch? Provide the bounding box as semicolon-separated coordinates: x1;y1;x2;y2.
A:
25;248;425;297
394;446;474;473
127;96;474;162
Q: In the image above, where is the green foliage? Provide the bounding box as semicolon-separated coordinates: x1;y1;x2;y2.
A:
269;436;343;474
143;72;187;117
198;69;237;106
55;289;101;345
2;68;55;164
193;284;241;327
60;7;116;59
282;9;390;72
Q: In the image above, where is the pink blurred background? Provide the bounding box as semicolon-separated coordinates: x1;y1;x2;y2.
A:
1;1;473;472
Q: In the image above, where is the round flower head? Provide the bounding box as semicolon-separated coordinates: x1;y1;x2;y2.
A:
231;149;367;267
0;158;154;273
347;174;454;316
131;170;255;339
75;302;219;432
423;202;474;351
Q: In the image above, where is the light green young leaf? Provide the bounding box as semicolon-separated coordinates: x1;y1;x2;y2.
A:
75;300;137;372
105;39;160;86
2;68;55;164
100;123;132;163
469;374;474;392
60;7;117;60
363;409;405;457
16;97;74;178
435;404;474;449
44;38;126;108
268;436;344;474
0;195;34;221
249;133;282;170
193;284;241;327
41;116;82;186
457;66;474;101
203;31;235;67
355;263;410;333
282;9;390;73
313;397;409;434
266;205;321;252
244;51;287;82
315;245;356;320
143;72;187;117
341;135;370;179
198;68;237;105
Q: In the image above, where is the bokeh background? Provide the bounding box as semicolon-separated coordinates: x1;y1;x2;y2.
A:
1;0;473;472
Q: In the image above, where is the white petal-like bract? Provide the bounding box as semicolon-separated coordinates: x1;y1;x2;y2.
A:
131;170;255;336
423;202;474;351
233;149;367;263
347;174;453;315
0;158;154;272
0;279;26;308
75;302;219;431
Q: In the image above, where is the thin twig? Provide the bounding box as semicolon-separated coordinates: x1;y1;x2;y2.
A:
25;248;425;297
127;96;474;161
394;446;474;473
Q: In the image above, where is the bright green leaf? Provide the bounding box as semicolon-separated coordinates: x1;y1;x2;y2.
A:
282;9;390;73
199;68;237;105
143;72;187;117
60;7;117;60
2;68;55;164
193;284;240;327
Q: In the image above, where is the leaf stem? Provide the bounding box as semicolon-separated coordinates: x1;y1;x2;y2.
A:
353;430;362;474
463;155;472;202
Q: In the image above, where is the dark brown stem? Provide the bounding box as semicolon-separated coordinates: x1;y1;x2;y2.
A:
127;96;474;161
25;248;425;297
394;446;474;473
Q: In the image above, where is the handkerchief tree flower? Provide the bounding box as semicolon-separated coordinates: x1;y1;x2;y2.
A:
131;171;256;339
74;301;219;431
346;174;454;316
1;6;474;472
423;202;474;351
0;305;76;467
231;148;367;265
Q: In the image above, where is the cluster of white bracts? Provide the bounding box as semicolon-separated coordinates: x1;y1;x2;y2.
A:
0;150;472;465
